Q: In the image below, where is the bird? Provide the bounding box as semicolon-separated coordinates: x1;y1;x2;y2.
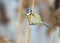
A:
25;9;43;25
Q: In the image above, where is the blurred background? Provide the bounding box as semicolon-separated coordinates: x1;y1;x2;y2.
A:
0;0;60;43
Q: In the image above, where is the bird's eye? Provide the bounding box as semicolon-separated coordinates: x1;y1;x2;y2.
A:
26;9;29;13
26;9;29;11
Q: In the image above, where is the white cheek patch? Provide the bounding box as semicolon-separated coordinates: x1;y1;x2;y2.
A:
27;13;31;15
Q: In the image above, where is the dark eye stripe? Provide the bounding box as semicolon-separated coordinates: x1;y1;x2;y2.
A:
27;12;29;13
27;9;29;11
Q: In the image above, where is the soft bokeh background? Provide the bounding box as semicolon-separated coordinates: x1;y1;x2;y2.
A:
0;0;60;43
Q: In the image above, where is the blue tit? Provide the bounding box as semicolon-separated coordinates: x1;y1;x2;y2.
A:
25;9;43;25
